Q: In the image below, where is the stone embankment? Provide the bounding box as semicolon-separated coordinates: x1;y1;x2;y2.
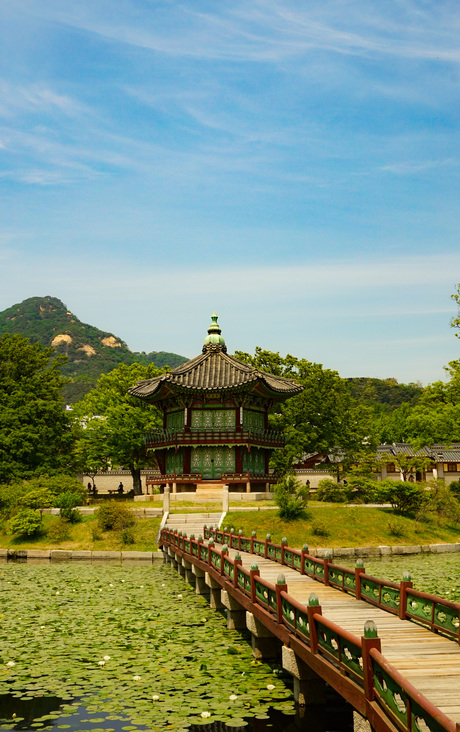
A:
0;549;163;562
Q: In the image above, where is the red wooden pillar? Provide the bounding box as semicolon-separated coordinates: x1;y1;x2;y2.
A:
233;555;242;589
250;565;260;604
399;573;413;620
306;595;322;654
300;544;309;575
361;621;381;701
355;561;365;600
276;575;287;625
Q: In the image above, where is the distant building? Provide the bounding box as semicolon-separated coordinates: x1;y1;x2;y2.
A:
129;314;303;495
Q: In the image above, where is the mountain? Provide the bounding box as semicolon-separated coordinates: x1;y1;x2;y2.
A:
0;296;188;403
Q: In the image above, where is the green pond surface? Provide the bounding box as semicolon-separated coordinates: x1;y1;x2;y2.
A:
365;552;460;602
0;562;296;732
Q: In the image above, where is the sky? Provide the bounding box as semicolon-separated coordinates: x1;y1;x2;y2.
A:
0;0;459;385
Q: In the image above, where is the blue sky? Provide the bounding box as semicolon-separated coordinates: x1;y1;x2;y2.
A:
1;0;459;384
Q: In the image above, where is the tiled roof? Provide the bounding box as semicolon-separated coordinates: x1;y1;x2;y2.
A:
377;443;460;461
129;344;303;401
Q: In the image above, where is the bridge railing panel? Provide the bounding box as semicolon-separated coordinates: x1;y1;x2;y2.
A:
236;565;252;596
314;614;364;685
280;591;310;643
210;548;221;572
370;648;456;732
223;556;235;582
254;576;277;615
327;562;358;596
405;588;460;641
303;553;326;582
252;539;265;557
283;547;302;571
267;542;282;562
360;574;400;614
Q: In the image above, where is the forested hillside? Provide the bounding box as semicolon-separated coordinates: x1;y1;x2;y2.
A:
0;296;187;402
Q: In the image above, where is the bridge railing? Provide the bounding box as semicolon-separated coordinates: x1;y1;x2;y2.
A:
370;648;457;732
202;526;460;642
161;528;458;732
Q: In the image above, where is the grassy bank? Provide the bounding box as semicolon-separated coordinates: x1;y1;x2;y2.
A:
224;505;460;549
0;514;162;552
2;505;460;553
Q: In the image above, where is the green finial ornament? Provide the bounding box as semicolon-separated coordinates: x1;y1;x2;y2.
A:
203;313;226;348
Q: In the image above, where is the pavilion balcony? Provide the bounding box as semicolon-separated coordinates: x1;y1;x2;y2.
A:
144;427;285;450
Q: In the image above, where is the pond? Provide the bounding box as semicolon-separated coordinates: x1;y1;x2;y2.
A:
0;562;297;732
365;552;460;602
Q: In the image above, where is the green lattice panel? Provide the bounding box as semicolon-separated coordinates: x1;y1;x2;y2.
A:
255;579;269;608
253;540;265;556
223;558;234;581
372;658;408;728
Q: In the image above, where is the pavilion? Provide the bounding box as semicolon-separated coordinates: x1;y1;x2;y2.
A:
129;314;303;496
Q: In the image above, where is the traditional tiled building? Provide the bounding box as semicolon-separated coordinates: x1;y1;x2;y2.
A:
129;314;303;495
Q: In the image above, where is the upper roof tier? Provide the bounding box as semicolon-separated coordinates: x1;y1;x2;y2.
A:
129;314;303;403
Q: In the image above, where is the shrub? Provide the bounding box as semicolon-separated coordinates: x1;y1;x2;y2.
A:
448;480;460;499
316;479;347;503
274;475;309;520
121;527;136;545
46;517;71;543
387;519;405;538
311;520;330;537
53;491;82;523
10;509;42;537
95;501;136;531
378;480;427;515
21;487;54;510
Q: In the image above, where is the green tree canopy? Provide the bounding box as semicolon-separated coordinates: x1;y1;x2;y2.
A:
0;333;72;483
234;348;373;474
71;363;164;494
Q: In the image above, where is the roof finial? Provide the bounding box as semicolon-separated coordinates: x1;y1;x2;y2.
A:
203;312;226;351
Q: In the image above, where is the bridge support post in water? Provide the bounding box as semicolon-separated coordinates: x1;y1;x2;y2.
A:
205;573;224;609
177;556;186;578
282;646;327;705
168;547;178;568
246;612;280;660
221;590;246;630
192;565;210;596
182;558;195;586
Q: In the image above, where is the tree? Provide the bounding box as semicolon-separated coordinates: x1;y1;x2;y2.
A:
71;363;163;494
234;349;373;474
0;334;72;483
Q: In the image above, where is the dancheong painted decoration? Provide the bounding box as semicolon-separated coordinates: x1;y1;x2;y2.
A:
129;313;303;493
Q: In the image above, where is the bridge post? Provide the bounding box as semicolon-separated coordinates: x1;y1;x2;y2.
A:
192;564;209;597
182;557;195;586
361;620;381;701
250;565;260;603
399;572;413;620
246;612;279;660
355;560;365;600
307;594;322;654
205;572;224;609
221;590;246;630
282;646;327;705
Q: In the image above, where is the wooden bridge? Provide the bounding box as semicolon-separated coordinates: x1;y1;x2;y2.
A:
160;526;460;732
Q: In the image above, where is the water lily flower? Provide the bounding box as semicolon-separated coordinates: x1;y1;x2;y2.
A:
98;661;105;666
177;594;182;599
267;684;275;690
55;591;60;595
40;625;46;629
103;655;111;661
152;695;160;701
133;675;141;681
200;712;211;719
229;694;238;701
6;661;15;667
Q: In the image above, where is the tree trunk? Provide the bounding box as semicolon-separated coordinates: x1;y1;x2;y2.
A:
130;465;142;495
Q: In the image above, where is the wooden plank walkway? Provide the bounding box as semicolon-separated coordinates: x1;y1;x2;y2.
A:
231;547;460;724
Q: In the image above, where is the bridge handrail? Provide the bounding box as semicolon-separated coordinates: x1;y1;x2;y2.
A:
161;530;458;732
405;587;460;641
202;526;460;641
369;647;456;732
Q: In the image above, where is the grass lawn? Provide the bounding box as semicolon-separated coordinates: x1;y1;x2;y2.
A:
0;514;162;552
223;505;460;550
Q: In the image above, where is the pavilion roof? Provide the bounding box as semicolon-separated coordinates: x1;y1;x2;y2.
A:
129;314;303;403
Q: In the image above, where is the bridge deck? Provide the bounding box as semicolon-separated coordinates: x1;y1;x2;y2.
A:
232;547;460;723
